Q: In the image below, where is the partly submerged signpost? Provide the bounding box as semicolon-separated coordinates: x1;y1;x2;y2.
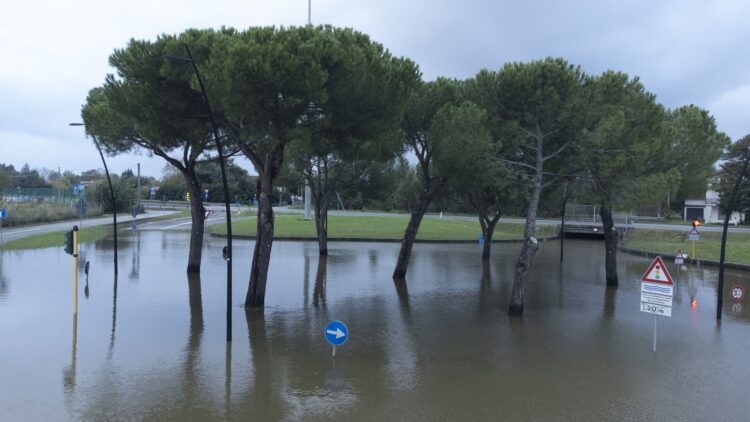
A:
325;320;349;357
640;256;674;351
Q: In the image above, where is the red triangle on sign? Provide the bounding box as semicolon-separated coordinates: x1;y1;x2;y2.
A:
640;256;674;285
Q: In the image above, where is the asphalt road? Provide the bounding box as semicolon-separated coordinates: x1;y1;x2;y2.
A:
0;210;177;243
4;205;747;244
274;206;750;233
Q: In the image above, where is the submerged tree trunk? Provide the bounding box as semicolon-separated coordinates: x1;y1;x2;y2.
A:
245;143;285;309
314;190;328;256
508;142;544;316
185;176;205;273
599;203;619;286
313;256;327;307
393;190;431;279
479;212;501;260
246;173;276;308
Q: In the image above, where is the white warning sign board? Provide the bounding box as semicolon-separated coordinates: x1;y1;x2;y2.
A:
640;256;673;317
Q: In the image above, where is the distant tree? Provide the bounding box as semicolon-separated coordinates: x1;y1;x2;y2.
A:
158;168;188;201
79;169;102;182
716;134;750;220
0;165;10;191
82;30;221;273
195;159;256;203
473;58;587;316
388;159;421;212
87;173;136;212
17;164;49;188
669;105;730;208
335;159;407;211
436;101;518;260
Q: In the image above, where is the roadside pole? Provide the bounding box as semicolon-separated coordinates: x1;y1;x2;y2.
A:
0;207;6;245
73;226;79;316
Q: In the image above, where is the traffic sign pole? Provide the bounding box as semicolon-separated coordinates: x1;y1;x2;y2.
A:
73;226;79;316
640;256;673;351
324;320;348;358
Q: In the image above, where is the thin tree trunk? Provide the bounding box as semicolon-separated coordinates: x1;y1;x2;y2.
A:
313;256;327;307
245;173;275;308
393;190;431;279
479;212;501;260
314;190;328;256
508;137;544;316
186;177;205;273
599;203;619;286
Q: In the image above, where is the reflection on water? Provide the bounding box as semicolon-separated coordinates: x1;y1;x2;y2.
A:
1;233;750;420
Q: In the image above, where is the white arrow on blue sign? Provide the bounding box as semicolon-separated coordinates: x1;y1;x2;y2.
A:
324;320;349;346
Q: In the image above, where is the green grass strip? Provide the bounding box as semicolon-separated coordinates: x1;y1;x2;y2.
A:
624;229;750;265
0;225;112;251
210;214;557;241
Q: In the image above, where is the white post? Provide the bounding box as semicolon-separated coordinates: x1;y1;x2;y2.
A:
653;315;657;352
304;185;312;220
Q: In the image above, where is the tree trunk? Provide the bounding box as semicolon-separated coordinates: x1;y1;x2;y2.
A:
479;212;501;260
508;147;543;316
186;177;205;273
393;190;431;279
314;190;328;256
245;172;275;308
313;256;327;307
599;203;619;286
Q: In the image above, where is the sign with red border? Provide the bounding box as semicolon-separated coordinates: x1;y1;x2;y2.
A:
640;256;674;285
730;285;745;302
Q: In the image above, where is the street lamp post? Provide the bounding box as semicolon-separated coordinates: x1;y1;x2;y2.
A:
716;147;750;320
167;44;233;342
69;123;118;275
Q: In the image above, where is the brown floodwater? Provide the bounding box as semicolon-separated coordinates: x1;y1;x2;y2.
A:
0;231;748;421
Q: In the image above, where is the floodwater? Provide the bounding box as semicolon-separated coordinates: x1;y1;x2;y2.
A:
1;231;749;421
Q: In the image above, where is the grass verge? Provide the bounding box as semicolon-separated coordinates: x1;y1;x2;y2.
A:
209;214;557;241
0;225;111;251
624;229;750;265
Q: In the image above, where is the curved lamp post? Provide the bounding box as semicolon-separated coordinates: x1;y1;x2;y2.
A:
69;123;118;275
716;147;750;320
167;44;233;342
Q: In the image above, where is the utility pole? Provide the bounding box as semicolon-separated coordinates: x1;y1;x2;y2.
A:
137;163;141;208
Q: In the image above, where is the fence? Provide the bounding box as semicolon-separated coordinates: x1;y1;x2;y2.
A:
564;204;629;225
1;187;87;205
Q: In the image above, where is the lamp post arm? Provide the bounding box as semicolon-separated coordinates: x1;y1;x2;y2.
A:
716;148;750;320
182;44;233;342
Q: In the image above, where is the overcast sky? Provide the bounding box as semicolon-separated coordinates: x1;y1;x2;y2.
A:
2;0;749;179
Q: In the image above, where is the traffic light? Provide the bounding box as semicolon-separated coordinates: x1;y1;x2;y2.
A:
692;219;701;229
186;192;191;202
64;230;73;255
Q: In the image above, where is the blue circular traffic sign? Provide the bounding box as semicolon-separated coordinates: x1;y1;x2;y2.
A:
324;320;349;346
